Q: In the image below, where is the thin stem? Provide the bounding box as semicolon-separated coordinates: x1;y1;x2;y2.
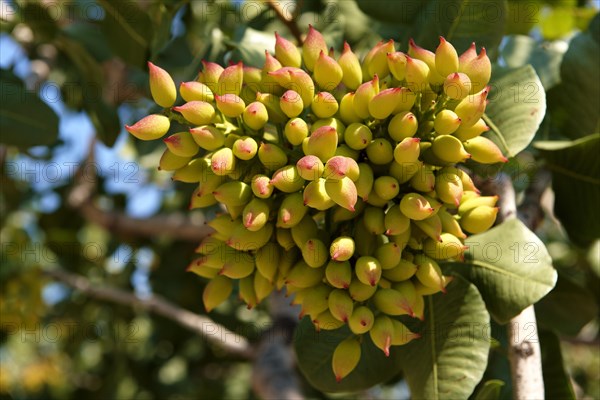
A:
44;268;254;359
265;0;303;45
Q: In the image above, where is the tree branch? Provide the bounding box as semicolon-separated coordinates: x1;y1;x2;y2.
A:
478;171;550;400
266;0;303;45
70;195;214;242
66;143;213;242
44;267;254;359
252;291;303;400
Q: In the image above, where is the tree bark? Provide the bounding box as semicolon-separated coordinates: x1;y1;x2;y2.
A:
44;267;254;359
478;171;551;399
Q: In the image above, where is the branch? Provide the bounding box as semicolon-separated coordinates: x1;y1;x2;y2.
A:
44;267;254;359
478;171;549;400
517;169;552;231
266;0;303;45
70;194;214;242
252;291;304;400
66;144;213;242
65;144;305;396
46;267;306;397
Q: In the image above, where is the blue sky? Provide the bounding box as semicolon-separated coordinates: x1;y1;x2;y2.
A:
1;31;166;298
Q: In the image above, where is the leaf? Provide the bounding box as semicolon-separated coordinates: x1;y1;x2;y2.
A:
0;72;59;148
293;317;403;393
442;219;557;324
98;0;153;68
22;3;58;41
504;0;541;35
86;100;121;148
540;6;576;40
54;36;120;147
397;276;490;400
473;379;505;400
479;320;513;400
534;134;600;246
62;22;112;62
229;27;275;68
355;0;427;24
356;0;507;56
548;14;599;139
539;330;576;399
500;35;565;90
483;65;546;158
536;272;599;336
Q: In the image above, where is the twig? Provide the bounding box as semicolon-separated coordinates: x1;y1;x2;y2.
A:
479;172;548;400
266;0;303;45
517;169;552;231
66;143;213;242
252;291;303;400
44;267;254;359
64;144;308;396
70;195;214;242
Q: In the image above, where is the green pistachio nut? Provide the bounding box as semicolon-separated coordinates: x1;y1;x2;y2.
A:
314;50;343;89
325;260;352;289
312;92;339;119
163;132;199;158
126;114;170;141
332;337;361;382
399;193;435;220
270;165;305;193
435;36;459;78
173;101;216;125
274;32;302;68
258;142;288;171
302;25;328;72
366;138;394;165
338;42;362;90
180;81;214;103
355;256;382;287
462;136;508;164
148;61;177;107
433;109;462;135
431;134;471;163
216;61;244;96
203;275;232;312
388;111;418;141
277;192;308;228
443;72;472;101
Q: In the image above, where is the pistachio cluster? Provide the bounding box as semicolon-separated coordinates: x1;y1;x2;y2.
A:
126;27;504;382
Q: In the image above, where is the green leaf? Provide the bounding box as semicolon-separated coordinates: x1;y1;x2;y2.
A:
22;3;58;41
355;0;427;24
483;65;546;158
500;35;565;90
229;27;275;68
86;100;121;148
504;0;541;35
540;7;576;40
534;134;600;246
62;22;112;62
442;219;557;324
98;0;153;68
293;317;403;393
548;14;599;139
479;320;513;400
536;272;598;336
356;0;507;56
397;276;490;400
0;72;59;148
54;36;120;146
473;379;505;400
539;330;576;399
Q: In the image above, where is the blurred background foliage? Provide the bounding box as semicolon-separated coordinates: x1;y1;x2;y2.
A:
0;0;598;399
